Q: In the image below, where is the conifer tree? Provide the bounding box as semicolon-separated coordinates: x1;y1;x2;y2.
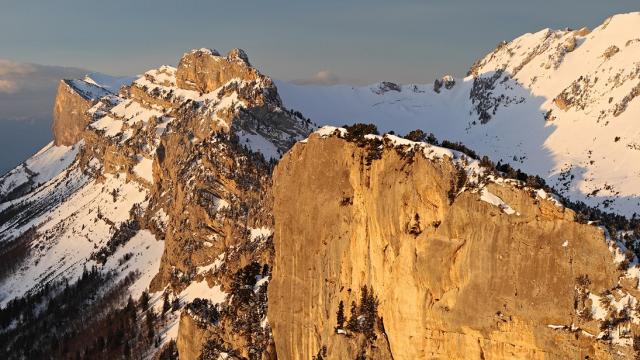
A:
139;290;150;311
171;297;180;312
146;309;156;340
346;301;359;332
336;300;345;330
162;292;171;317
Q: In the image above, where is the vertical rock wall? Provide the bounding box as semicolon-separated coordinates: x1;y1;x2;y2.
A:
269;134;623;359
52;80;93;146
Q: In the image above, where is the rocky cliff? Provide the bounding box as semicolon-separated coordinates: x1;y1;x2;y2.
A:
0;48;311;359
276;12;640;216
269;128;638;359
4;13;640;360
52;79;112;146
176;48;257;93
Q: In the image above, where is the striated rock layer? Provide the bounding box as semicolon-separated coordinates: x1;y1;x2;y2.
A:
269;132;629;359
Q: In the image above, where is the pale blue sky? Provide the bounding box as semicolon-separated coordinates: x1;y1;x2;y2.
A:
0;0;638;173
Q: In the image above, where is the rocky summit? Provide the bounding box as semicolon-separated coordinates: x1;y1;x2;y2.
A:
3;11;640;360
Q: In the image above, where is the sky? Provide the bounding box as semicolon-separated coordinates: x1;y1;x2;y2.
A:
0;0;638;173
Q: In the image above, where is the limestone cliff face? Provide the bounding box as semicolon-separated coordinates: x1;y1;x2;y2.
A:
269;133;628;359
177;313;211;360
51;80;93;146
1;48;302;359
45;48;311;359
52;79;112;146
145;49;311;293
176;48;261;93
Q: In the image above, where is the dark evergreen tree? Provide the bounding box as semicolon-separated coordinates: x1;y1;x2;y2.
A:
404;129;427;142
146;309;156;340
336;300;345;330
157;339;179;360
171;297;181;312
346;301;359;332
162;292;171;316
360;286;379;341
139;290;150;311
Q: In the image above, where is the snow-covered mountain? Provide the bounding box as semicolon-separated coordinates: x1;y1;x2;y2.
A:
278;12;640;216
2;11;640;360
0;48;311;358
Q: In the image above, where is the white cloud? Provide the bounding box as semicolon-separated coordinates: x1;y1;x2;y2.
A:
0;59;36;93
0;59;35;77
0;59;88;116
0;79;18;94
292;70;342;86
0;60;90;174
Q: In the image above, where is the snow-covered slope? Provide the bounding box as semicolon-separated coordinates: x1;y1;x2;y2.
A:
278;12;640;216
0;48;311;358
0;142;79;201
0;47;309;301
83;72;137;94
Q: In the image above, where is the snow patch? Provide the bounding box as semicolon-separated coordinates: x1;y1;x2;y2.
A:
133;157;154;184
249;227;273;242
90;115;123;137
479;188;517;215
237;130;280;160
180;281;227;305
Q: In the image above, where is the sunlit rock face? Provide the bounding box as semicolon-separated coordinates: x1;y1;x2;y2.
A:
269;131;628;360
176;48;259;94
52;79;110;146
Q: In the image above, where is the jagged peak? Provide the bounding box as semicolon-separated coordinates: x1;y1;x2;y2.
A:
176;47;264;93
467;12;640;79
186;47;221;56
181;47;251;65
227;48;251;66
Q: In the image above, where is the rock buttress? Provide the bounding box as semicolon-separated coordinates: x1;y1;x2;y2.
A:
52;80;93;146
269;133;623;359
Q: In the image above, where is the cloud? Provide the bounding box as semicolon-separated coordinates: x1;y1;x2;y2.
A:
0;60;37;93
0;59;35;77
0;59;90;174
0;79;18;94
0;59;88;116
292;70;343;86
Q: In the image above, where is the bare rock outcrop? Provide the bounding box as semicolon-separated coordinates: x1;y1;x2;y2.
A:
269;132;626;359
176;48;261;93
177;313;210;360
434;74;455;93
575;27;591;36
51;80;96;145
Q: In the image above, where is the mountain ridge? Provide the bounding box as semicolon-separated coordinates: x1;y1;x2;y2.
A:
277;12;640;216
2;12;640;359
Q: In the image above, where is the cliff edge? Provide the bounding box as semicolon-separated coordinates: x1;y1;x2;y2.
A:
269;128;632;359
